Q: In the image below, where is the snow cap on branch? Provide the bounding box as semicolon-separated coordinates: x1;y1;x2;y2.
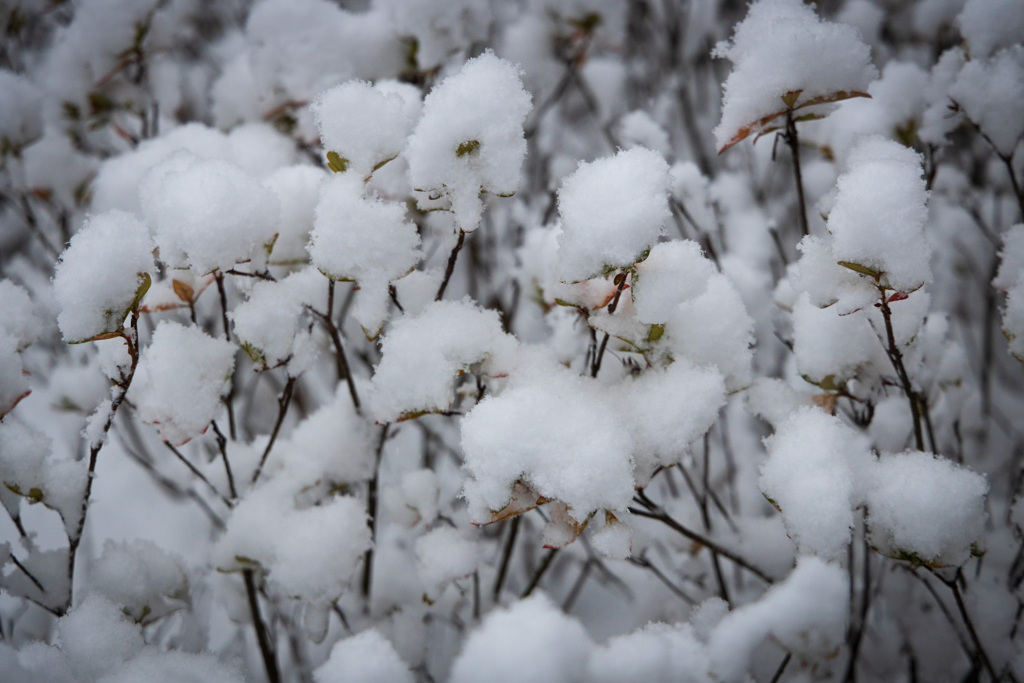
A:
53;210;154;343
129;321;235;446
407;51;533;231
556;147;671;283
713;0;876;152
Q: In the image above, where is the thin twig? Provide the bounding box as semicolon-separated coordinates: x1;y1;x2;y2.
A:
522;548;558;598
783;111;809;238
250;376;297;485
361;424;390;606
66;314;141;612
878;290;925;451
492;516;521;601
243;569;280;683
436;229;466;301
631;491;772;584
163;442;233;507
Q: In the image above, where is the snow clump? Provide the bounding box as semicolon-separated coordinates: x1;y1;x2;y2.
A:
312;79;419;177
52;210;154;343
128;321;235;446
713;0;877;152
407;51;533;231
556;147;671;283
448;592;592;683
369;299;515;422
139;151;280;275
314;629;414;683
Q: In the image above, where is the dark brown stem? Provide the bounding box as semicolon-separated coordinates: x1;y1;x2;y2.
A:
522;548;558;598
878;291;925;451
591;270;629;377
163;441;233;507
210;420;237;499
243;569;280;683
492;516;521;601
10;553;45;594
250;376;297;485
932;569;1000;683
66;313;140;611
215;271;231;342
436;229;466;301
309;284;361;413
771;653;793;683
627;554;697;604
361;424;389;606
631;490;772;584
784;111;809;238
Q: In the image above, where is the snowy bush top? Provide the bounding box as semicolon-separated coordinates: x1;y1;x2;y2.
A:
761;407;988;567
139;151;280;275
713;0;877;152
448;592;592;683
460;364;636;525
309;174;422;286
407;51;533;231
827;137;931;293
957;0;1024;60
948;45;1024;158
866;451;988;567
314;629;414;683
52;210;154;343
312;80;419;178
231;267;327;373
760;407;875;560
369;299;516;422
556;147;671;283
128;321;235;446
216;480;370;608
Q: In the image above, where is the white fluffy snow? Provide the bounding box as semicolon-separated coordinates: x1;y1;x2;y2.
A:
139;151;280;275
556;147;671;283
312;80;419;178
448;593;592;683
129;322;236;446
314;629;414;683
369;299;515;422
760;407;875;560
407;51;533;231
827;137;932;293
713;0;877;151
866;450;988;566
52;210;154;343
460;365;635;524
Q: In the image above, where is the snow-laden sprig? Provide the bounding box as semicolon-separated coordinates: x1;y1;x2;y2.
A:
52;210;154;344
308;173;422;336
407;51;533;231
368;299;516;422
139;151;280;275
311;79;420;178
762;407;988;567
556;147;671;283
128;322;235;446
792;136;931;308
713;0;876;152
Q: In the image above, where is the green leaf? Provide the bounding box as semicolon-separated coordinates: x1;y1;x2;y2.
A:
647;324;665;343
326;151;348;173
456;140;480;157
781;89;803;109
837;260;881;279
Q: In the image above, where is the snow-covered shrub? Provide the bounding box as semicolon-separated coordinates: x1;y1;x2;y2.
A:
2;1;1021;681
